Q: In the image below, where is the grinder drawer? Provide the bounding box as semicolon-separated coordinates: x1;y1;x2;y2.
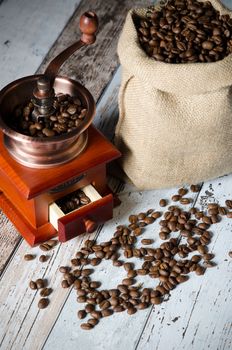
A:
49;185;113;242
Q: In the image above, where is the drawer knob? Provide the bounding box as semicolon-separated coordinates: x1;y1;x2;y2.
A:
83;218;97;233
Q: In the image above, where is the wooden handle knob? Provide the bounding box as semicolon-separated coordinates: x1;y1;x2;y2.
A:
83;218;97;233
79;11;99;44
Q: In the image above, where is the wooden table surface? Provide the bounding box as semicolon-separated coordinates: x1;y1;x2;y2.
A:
0;1;232;349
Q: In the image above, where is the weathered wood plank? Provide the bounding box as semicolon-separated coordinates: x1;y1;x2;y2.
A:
0;0;80;89
136;177;232;350
37;0;150;103
42;185;200;350
94;66;121;140
0;0;81;275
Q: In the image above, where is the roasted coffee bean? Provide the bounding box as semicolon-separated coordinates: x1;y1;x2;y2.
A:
88;318;99;326
219;207;227;216
39;239;58;251
159;231;168;240
159;199;167;207
90;258;101;266
225;200;232;209
29;281;37;290
137;213;147;222
81;269;93;277
151;211;162;219
191;255;202;263
180;198;191;205
77;296;87;303
99;300;111;310
176;275;189;283
208;208;219;215
122;278;134;286
202;216;212;224
228;251;232;258
123;262;134;272
141;239;154;245
38;298;49;309
61;280;70;288
190;184;200;193
129;215;138;223
195;265;205;276
35;278;45;289
151;297;162;305
178;188;188;196
85;304;95;313
127;307;137;315
203;261;216;268
24;254;35;261
40;288;52;297
226;212;232;218
78;310;87;320
101;309;113;317
202;253;214;261
144;216;155;225
39;255;49;263
80;323;93;330
172;195;181;202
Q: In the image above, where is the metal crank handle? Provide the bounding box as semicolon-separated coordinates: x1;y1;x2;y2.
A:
44;11;99;83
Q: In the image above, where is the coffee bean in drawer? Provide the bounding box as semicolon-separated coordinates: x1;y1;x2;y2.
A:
56;189;91;214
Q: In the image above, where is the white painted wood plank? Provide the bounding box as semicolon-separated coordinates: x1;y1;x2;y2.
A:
137;177;232;350
43;185;200;350
0;0;80;89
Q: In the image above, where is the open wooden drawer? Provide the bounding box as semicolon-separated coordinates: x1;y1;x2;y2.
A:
49;185;113;242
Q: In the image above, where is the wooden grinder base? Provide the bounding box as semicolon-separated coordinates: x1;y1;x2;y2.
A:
0;125;121;246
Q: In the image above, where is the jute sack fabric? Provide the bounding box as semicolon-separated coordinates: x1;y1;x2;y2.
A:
115;0;232;190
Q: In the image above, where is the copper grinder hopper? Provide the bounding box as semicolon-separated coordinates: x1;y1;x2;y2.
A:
0;12;98;168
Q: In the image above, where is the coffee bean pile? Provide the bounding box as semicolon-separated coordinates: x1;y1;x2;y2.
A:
56;184;232;330
136;0;232;63
11;93;87;137
26;239;58;309
56;190;91;214
29;278;52;309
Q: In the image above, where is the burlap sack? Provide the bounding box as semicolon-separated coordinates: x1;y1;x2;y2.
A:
115;0;232;190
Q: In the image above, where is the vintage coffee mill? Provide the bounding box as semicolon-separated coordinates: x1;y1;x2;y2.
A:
0;12;121;246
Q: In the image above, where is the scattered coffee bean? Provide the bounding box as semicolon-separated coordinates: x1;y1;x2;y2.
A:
78;310;87;320
225;200;232;209
159;199;167;207
80;323;93;330
228;251;232;258
190;185;200;193
39;239;58;252
39;255;49;263
88;318;99;326
24;254;35;261
38;298;49;309
172;195;181;202
40;288;52;297
141;239;154;245
180;198;191;205
29;281;37;290
35;278;45;289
